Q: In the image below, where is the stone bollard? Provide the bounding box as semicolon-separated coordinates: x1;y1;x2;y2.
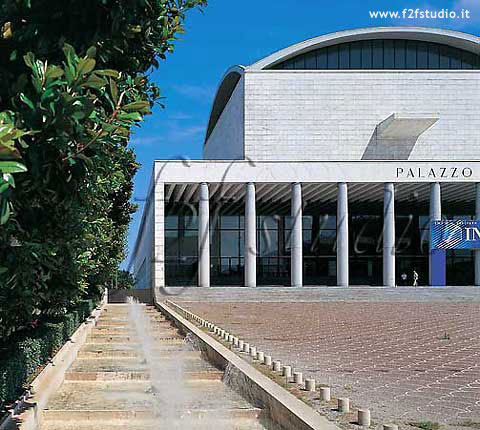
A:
273;361;282;372
293;372;303;385
257;351;265;363
234;337;239;348
264;355;272;366
243;343;250;353
320;387;331;402
358;409;371;426
383;425;398;430
228;334;234;343
338;398;350;413
283;366;292;379
220;329;225;337
250;346;257;358
224;332;230;340
305;378;316;392
238;340;244;350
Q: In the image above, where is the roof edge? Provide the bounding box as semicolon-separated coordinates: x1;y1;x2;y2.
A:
248;26;480;70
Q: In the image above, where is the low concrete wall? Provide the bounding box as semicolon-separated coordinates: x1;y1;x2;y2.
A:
155;298;339;430
0;292;108;430
108;289;153;304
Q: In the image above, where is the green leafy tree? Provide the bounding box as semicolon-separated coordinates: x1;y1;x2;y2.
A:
0;0;207;338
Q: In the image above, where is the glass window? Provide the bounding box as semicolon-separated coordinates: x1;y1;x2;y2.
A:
462;51;474;69
450;47;462;69
319;215;336;229
221;216;239;229
406;40;417;68
221;231;239;257
267;39;480;70
165;231;179;256
361;40;372;69
317;48;327;68
372;40;383;68
339;44;350;68
259;231;278;256
165;216;178;229
350;41;362;68
305;51;317;68
439;44;450;68
327;45;339;69
417;42;428;68
428;43;440;69
259;216;278;230
383;40;394;68
394;40;406;69
182;215;198;230
294;54;305;69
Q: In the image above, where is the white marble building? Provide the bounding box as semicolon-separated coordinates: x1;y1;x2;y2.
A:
130;27;480;289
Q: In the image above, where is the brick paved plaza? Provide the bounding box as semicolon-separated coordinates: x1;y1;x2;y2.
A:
171;287;480;427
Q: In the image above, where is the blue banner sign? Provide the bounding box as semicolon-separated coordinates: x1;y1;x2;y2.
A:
431;220;480;250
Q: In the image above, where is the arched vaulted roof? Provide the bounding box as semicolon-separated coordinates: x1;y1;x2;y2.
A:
205;27;480;143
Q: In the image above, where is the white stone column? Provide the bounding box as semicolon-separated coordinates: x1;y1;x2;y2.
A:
383;183;395;287
429;182;442;286
245;183;257;287
337;183;349;287
291;183;303;287
475;183;480;286
198;182;210;287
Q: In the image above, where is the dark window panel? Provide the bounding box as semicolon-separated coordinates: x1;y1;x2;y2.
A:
417;41;428;68
372;39;383;68
428;42;440;69
339;43;350;68
361;40;372;69
267;39;480;71
406;40;417;69
394;39;406;69
439;44;450;68
317;48;328;68
462;51;474;69
383;40;394;68
450;46;462;69
294;54;306;69
350;41;362;68
304;51;317;68
327;45;339;69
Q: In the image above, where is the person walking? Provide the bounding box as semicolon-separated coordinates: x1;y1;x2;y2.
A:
413;269;419;287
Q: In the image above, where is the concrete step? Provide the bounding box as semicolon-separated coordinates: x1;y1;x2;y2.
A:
77;344;193;358
94;322;171;330
44;380;257;412
41;416;276;430
68;357;218;373
64;370;223;381
85;334;183;343
42;407;264;421
77;349;201;359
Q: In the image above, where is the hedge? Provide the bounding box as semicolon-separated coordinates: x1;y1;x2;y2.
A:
0;300;98;413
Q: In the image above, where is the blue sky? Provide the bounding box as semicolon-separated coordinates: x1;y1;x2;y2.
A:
123;0;480;269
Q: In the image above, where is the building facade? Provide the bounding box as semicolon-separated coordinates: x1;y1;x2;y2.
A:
130;27;480;288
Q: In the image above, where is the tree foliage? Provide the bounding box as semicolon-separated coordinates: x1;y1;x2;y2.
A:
0;0;206;338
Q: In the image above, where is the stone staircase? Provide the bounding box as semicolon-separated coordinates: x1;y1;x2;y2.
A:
39;304;277;430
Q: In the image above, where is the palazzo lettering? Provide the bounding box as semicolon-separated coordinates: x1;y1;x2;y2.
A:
396;167;473;179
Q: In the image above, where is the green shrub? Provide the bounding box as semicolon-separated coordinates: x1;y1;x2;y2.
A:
0;309;82;412
43;322;64;357
61;313;76;341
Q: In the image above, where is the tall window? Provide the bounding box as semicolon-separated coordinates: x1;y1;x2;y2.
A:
270;40;479;70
